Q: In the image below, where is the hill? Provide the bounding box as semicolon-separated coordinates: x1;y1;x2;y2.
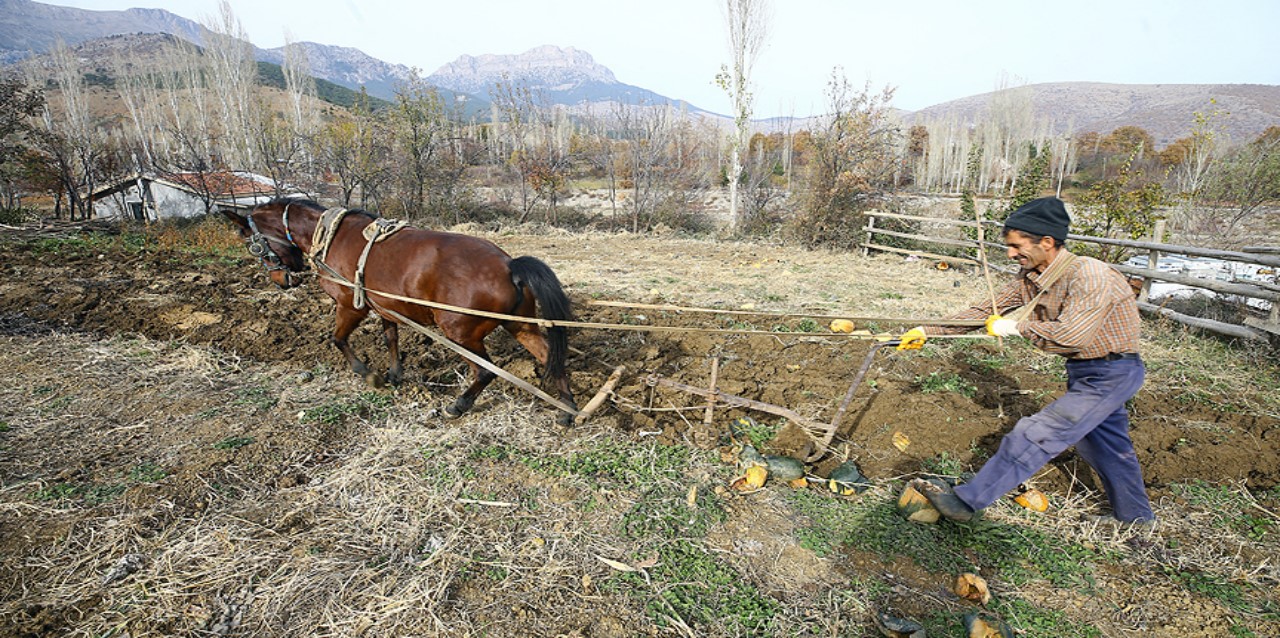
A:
907;81;1280;146
14;32;392;113
0;0;202;65
0;0;479;112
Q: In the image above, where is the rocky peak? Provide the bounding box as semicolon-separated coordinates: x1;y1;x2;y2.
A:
428;45;617;94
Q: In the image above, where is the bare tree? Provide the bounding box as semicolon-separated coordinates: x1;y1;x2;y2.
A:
717;0;770;232
914;113;970;194
577;108;622;216
740;130;791;227
1186;133;1280;245
490;78;573;222
201;0;257;168
490;78;536;217
112;46;163;169
150;37;218;168
279;35;321;190
26;41;106;219
281;35;319;138
248;107;305;196
610;101;714;232
1172;106;1227;199
0;76;45;210
1049;132;1077;198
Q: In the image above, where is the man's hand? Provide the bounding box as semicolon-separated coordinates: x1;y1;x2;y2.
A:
897;326;927;350
986;315;1020;338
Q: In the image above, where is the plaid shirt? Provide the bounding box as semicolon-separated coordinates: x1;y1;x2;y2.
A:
929;250;1141;359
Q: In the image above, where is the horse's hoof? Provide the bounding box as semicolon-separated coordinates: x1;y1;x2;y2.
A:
385;371;403;386
443;404;465;419
363;372;385;389
557;412;575;428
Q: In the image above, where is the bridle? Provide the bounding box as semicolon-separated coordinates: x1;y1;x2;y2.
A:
244;202;305;287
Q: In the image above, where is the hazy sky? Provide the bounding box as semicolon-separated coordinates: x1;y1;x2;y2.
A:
54;0;1280;117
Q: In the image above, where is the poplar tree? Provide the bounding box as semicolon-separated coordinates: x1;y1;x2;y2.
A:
717;0;770;233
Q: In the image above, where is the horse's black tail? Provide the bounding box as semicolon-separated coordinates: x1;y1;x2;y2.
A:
509;256;572;381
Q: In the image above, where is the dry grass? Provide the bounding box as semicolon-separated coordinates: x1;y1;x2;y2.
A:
481;227;991;322
0;325;673;636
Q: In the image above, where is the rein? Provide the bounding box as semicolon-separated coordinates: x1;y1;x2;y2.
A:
249;202;986;336
314;268;986;338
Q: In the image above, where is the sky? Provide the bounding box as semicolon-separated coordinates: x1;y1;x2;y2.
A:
53;0;1280;118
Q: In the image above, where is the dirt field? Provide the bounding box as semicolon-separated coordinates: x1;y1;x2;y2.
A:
1;221;1278;637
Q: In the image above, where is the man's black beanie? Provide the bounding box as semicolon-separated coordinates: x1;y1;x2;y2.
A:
1004;197;1070;242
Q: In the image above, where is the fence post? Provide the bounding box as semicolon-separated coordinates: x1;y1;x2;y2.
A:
862;212;876;258
1138;219;1166;304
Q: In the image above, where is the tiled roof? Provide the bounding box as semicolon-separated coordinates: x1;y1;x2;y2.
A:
163;172;277;196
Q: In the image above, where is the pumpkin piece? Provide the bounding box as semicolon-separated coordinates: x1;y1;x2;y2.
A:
964;612;1014;638
876;611;925;637
896;483;941;524
744;464;768;488
827;460;871;495
829;319;855;333
892;432;911;452
730;464;769;492
1013;487;1049;512
764;454;805;481
953;572;992;605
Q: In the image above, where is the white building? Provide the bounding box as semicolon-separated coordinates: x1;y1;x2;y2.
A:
88;171;298;221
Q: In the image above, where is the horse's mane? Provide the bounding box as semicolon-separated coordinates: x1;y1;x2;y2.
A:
264;196;379;219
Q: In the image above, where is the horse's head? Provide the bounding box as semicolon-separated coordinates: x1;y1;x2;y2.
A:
224;202;308;288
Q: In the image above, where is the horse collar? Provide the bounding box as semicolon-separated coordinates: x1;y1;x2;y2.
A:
281;201;297;247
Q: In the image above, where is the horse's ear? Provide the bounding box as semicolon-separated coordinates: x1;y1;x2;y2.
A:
222;209;249;232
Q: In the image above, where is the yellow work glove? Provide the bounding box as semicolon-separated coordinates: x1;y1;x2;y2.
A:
986;314;1020;337
897;326;927;350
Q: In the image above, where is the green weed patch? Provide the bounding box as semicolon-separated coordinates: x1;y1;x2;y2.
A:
300;392;393;425
916;370;977;398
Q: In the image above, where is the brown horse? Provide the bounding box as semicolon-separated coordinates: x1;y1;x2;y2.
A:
224;197;577;426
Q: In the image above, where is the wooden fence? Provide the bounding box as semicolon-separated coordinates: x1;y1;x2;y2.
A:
862;211;1280;341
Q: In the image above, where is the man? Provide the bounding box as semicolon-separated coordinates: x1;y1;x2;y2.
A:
898;197;1154;526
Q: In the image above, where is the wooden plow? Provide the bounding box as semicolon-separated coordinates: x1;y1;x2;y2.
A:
310;267;984;458
646;339;899;461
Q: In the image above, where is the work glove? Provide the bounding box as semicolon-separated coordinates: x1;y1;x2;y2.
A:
986;315;1020;338
897;326;928;350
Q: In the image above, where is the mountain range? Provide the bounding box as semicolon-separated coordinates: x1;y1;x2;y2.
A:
3;0;1278;144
